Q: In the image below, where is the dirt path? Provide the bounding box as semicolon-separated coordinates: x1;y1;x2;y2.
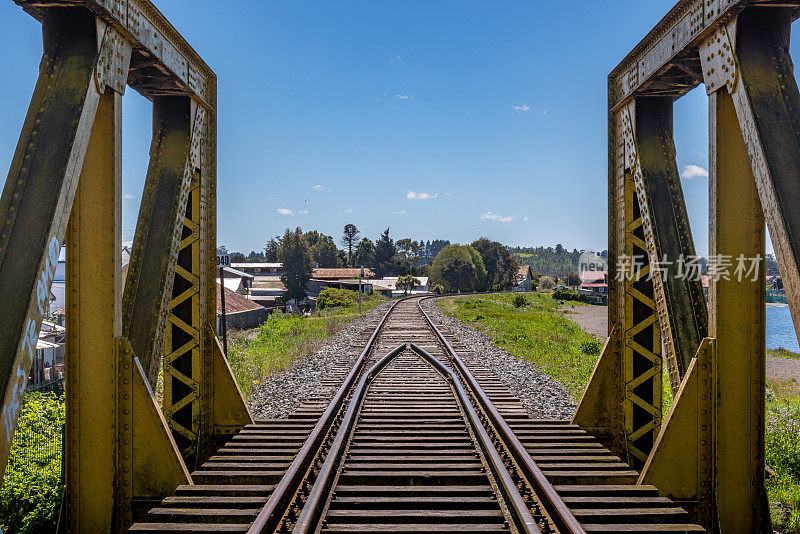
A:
560;304;800;388
560;305;607;339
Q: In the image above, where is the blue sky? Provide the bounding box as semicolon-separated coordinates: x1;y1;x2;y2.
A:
0;1;793;255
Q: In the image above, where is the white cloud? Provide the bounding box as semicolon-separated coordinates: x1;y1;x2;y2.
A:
391;55;403;63
392;210;407;215
481;211;515;223
312;184;331;192
406;190;439;200
681;164;709;179
344;208;354;214
444;192;453;197
123;194;134;200
277;208;309;216
511;103;530;113
394;94;412;100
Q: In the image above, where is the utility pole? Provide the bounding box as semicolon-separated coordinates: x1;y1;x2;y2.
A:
217;253;230;357
359;265;363;314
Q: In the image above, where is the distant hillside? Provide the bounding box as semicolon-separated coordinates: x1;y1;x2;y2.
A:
509;245;607;277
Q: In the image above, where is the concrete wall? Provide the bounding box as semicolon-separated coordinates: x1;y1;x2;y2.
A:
217;307;270;332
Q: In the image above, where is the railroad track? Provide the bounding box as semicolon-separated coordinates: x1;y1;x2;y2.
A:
130;297;705;533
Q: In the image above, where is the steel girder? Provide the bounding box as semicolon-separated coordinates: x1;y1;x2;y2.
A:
573;103;664;469
0;8;103;481
582;2;800;531
629;98;708;391
0;1;250;530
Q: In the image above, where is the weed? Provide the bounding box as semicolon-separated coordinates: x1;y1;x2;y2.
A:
438;293;602;399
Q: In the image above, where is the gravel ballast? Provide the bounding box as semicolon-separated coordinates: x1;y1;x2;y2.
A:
248;302;393;420
248;297;576;421
422;297;577;419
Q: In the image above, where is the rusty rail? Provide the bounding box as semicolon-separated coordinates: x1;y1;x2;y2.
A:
246;298;404;533
292;342;540;534
417;297;587;534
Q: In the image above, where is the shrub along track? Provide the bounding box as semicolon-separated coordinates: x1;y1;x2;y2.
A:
130;297;705;533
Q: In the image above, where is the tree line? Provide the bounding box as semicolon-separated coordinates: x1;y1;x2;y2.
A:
220;225;451;276
218;226;521;302
508;244;609;277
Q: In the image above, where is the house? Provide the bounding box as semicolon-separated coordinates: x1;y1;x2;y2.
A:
216;266;254;295
377;276;430;296
249;275;286;307
308;268;376;296
312;268;375;280
579;271;608;303
31;321;66;387
217;283;270;331
516;265;535;291
231;262;283;276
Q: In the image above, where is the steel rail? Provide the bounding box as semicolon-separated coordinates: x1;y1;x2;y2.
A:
417;297;587;534
293;342;540;534
246;298;405;533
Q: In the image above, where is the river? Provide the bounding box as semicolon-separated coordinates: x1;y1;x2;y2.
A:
767;305;799;352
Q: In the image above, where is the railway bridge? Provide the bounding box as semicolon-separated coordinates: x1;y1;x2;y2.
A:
0;0;798;532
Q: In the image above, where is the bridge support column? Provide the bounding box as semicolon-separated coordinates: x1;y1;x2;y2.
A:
574;102;664;467
0;8;102;480
709;85;770;533
630;98;707;391
64;77;123;534
61;18;191;532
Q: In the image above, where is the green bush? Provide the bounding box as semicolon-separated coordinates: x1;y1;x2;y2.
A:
552;289;582;302
579;339;602;356
512;294;527;308
316;288;357;310
766;392;800;532
0;392;64;534
767;396;800;480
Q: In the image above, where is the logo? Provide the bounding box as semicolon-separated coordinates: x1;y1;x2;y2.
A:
578;251;608;282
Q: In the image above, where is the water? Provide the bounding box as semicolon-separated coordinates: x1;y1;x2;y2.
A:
766;305;800;352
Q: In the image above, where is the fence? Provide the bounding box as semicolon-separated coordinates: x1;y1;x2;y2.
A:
4;379;65;484
767;290;788;304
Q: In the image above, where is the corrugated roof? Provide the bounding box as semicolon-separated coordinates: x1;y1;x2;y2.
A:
216;283;263;315
313;268;375;279
231;263;282;269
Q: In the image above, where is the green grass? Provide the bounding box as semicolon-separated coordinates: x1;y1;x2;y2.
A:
770;347;800;360
439;292;800;530
228;293;386;400
767;388;800;532
438;293;602;399
0;392;64;534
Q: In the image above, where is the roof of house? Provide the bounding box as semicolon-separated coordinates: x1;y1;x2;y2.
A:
581;270;607;282
216;277;244;293
231;262;282;269
252;279;286;290
220;267;254;279
216;283;263;315
312;268;375;279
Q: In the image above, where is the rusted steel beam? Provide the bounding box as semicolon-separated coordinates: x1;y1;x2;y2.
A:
0;8;112;481
122;96;193;385
608;0;800;110
630;97;707;390
13;0;214;105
